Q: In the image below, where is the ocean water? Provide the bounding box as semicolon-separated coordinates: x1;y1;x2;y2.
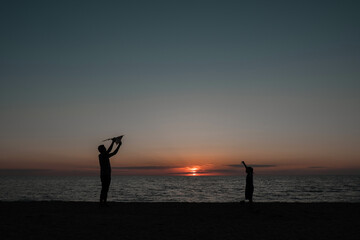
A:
0;175;359;202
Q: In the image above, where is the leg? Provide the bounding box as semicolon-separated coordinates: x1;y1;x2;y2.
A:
100;176;110;205
102;176;111;205
249;187;254;203
100;178;105;204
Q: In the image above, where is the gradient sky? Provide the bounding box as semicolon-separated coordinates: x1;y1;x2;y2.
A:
1;0;359;176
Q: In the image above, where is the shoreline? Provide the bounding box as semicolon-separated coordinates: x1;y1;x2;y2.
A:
1;202;359;239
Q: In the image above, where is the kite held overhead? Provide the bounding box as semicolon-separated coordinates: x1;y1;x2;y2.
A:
103;135;124;143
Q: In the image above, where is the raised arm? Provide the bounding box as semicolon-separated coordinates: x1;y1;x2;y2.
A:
109;142;121;157
106;139;115;153
242;161;247;169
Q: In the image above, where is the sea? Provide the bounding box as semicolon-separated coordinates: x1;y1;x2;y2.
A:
0;175;359;202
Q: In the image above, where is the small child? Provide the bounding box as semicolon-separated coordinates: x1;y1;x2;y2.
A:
242;161;254;203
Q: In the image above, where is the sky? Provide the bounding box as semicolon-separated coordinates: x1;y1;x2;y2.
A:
1;0;359;176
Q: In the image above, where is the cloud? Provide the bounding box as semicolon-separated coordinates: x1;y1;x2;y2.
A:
170;171;211;175
113;166;176;170
169;169;243;175
209;169;242;174
0;169;51;175
308;166;326;169
228;164;277;168
112;166;243;175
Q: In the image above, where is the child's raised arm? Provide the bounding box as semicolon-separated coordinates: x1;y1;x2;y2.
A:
242;161;248;169
106;139;116;153
109;142;121;158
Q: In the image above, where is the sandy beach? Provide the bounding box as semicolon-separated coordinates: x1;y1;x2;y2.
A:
0;202;359;240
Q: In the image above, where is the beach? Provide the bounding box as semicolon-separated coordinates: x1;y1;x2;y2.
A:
0;202;359;240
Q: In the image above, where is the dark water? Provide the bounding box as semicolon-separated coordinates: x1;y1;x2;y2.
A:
0;175;359;202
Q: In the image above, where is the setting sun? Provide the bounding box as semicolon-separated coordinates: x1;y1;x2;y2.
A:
188;167;199;176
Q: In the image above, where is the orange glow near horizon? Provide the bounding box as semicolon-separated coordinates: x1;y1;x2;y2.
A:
1;152;360;176
189;167;198;176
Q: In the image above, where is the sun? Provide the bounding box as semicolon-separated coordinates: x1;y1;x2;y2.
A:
189;167;198;176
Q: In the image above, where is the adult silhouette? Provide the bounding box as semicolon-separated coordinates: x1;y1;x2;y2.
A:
98;138;122;207
242;161;254;203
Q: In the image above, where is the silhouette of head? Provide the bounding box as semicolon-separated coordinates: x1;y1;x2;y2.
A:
246;167;253;174
98;145;106;153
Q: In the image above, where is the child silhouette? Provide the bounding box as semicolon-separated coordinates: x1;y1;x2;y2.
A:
242;161;254;203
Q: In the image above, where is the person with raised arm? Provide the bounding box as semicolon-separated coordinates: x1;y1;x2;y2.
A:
242;161;254;203
98;137;122;207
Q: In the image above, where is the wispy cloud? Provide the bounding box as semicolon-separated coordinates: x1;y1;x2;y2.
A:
170;169;243;175
308;166;326;169
0;169;51;175
170;171;211;175
209;169;241;174
228;164;277;168
113;166;176;170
